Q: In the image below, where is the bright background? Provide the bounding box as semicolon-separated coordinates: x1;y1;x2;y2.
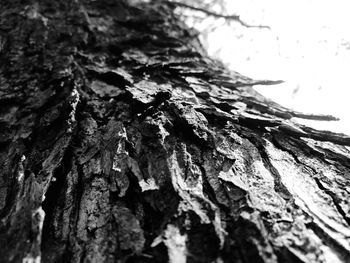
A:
185;0;350;135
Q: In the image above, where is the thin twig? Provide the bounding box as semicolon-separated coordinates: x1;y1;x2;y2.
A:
168;1;270;29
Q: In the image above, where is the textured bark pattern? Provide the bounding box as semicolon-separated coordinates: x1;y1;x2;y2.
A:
1;0;350;262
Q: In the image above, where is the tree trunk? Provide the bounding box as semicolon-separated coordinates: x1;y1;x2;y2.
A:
1;1;350;262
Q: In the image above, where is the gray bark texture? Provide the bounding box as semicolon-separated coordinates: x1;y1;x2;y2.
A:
1;0;350;262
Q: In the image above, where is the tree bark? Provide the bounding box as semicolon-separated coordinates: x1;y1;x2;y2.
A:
1;1;350;262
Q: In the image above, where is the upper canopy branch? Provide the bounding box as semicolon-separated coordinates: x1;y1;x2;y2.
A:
167;1;270;29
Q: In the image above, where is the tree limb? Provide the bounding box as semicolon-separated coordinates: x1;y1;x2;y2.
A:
167;1;270;29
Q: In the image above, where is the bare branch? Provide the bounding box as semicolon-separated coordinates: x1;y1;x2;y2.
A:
167;1;270;29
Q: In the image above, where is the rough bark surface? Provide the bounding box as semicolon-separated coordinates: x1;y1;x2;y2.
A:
1;0;350;262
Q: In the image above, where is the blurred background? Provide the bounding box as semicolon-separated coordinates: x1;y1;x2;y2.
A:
174;0;350;135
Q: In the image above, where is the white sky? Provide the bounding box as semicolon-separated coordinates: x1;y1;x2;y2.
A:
192;0;350;135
